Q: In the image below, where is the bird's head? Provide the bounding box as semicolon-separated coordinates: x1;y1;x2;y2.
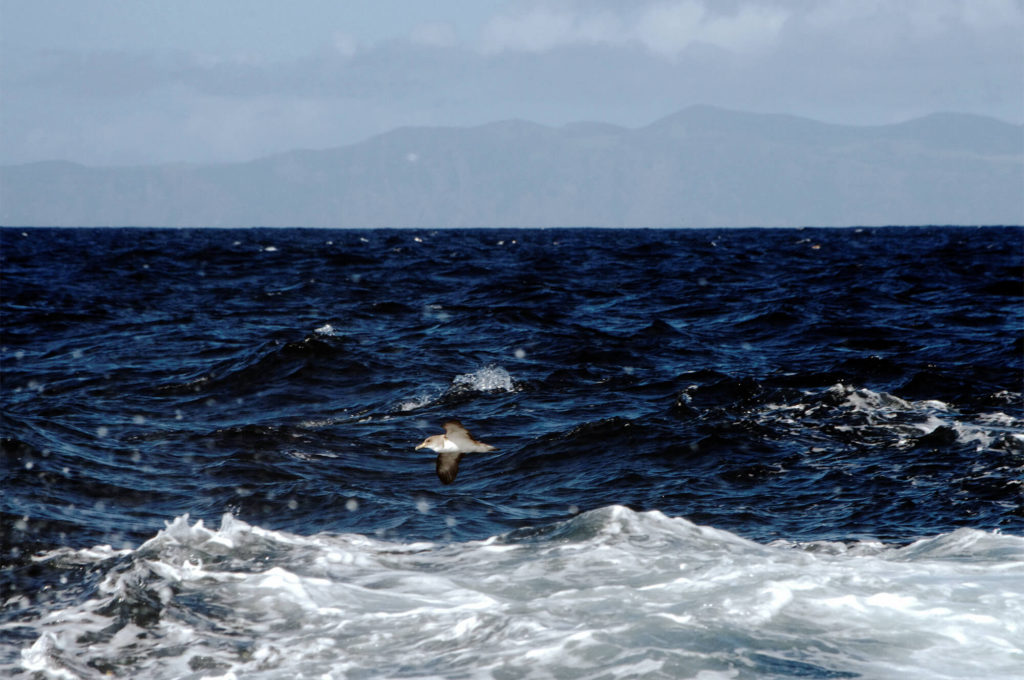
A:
415;434;444;452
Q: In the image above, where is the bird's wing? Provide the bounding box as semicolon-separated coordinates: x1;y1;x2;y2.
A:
436;451;463;485
443;420;496;452
443;420;469;438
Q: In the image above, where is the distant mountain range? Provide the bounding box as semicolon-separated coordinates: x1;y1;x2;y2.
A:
1;106;1021;227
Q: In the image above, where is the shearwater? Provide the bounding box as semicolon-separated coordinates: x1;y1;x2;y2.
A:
416;420;497;484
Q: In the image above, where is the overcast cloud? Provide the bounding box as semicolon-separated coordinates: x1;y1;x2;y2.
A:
1;0;1021;166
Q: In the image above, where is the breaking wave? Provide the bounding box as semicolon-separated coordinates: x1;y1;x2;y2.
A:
11;507;1024;679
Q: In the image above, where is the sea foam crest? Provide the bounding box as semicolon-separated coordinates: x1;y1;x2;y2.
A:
396;391;439;412
313;323;338;336
452;365;515;393
758;383;1020;452
12;508;1024;680
396;366;516;412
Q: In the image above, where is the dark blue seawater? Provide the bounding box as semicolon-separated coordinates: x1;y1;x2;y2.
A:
2;226;1023;679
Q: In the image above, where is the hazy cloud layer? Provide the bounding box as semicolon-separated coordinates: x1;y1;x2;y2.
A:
479;1;788;55
1;0;1020;165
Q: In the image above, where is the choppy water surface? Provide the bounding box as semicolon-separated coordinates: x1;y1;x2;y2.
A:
2;226;1023;678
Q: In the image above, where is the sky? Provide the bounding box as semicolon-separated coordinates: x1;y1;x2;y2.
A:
1;0;1022;166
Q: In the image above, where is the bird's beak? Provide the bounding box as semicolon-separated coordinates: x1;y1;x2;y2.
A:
414;441;425;450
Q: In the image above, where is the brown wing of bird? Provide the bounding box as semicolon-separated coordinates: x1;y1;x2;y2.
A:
443;420;496;453
436;451;464;485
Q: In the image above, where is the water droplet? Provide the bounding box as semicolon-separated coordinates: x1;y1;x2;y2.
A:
345;499;359;512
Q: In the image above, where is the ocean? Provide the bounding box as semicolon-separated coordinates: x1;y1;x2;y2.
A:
2;226;1022;679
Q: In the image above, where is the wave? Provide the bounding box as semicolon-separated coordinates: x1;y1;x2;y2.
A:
4;227;1023;678
395;365;518;414
8;506;1024;679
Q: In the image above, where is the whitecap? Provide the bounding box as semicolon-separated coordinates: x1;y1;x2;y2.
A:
757;383;1017;453
395;391;440;412
451;365;515;393
10;508;1024;680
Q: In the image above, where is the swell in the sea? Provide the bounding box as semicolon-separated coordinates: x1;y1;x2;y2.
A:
2;226;1022;677
9;507;1024;679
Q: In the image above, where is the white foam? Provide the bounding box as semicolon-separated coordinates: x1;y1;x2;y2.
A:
9;508;1024;679
759;383;1020;453
394;366;516;412
452;365;515;393
396;391;439;412
838;384;915;413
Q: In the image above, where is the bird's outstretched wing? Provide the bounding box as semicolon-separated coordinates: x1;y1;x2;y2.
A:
436;451;463;485
443;420;496;452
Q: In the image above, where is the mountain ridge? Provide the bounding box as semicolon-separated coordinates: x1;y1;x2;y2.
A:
2;106;1021;227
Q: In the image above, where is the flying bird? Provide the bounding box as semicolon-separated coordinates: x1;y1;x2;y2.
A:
415;420;496;484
